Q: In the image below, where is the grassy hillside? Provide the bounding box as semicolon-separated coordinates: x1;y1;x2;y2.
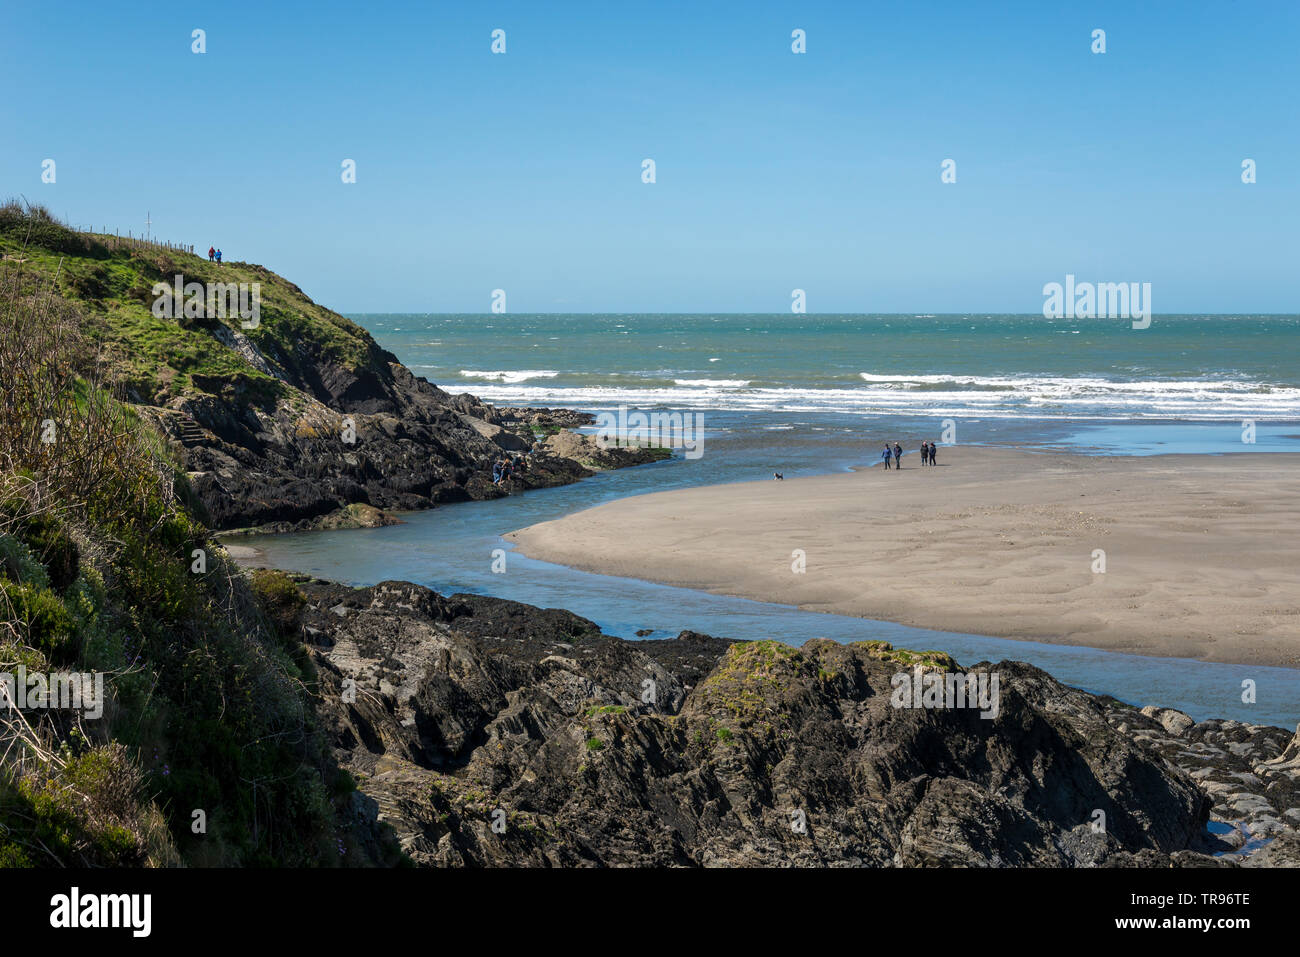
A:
0;202;377;405
0;203;400;865
0;202;664;866
0;201;643;536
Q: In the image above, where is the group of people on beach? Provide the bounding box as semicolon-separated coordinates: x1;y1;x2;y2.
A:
207;245;224;265
880;441;937;469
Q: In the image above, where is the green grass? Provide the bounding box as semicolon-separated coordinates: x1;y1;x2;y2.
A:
0;203;405;867
0;206;380;405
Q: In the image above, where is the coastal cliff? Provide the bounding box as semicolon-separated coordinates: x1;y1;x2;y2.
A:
0;203;663;534
1;203;1295;868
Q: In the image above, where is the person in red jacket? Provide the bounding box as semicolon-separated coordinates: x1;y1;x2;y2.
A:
208;246;215;261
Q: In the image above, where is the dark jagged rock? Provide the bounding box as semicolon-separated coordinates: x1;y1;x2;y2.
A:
155;368;663;532
285;578;1300;868
1102;703;1300;864
634;630;738;691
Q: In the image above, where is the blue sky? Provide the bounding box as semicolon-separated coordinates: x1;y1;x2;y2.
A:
3;0;1297;312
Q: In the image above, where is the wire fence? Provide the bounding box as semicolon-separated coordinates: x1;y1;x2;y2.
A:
65;224;195;256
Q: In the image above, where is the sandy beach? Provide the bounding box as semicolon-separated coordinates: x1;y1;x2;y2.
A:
507;447;1300;668
218;542;269;568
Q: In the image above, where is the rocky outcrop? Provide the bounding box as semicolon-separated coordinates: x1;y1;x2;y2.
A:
286;578;1300;868
1108;705;1300;866
6;212;663;534
541;429;673;471
61;238;666;532
147;363;661;532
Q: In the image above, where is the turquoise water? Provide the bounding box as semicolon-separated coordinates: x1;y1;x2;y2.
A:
248;453;1300;727
245;313;1300;727
366;313;1300;422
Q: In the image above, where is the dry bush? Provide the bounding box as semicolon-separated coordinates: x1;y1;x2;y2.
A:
0;228;183;866
0;260;168;530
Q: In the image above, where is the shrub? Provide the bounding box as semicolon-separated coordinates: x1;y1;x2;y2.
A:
17;513;79;591
6;582;76;659
250;568;306;640
0;744;148;866
0;532;48;587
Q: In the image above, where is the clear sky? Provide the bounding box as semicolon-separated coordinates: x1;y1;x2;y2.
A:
3;0;1297;313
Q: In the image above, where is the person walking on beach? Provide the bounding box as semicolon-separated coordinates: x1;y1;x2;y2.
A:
893;442;903;469
208;245;215;261
919;440;929;465
881;444;893;470
928;442;937;466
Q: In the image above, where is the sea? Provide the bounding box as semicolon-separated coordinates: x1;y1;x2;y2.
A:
246;314;1300;726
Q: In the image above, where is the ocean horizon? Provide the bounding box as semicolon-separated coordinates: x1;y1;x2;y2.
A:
243;310;1300;726
354;312;1300;428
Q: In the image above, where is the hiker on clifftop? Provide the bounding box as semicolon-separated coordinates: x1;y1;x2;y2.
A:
208;245;215;261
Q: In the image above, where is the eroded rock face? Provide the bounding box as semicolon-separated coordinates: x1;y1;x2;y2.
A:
149;364;660;531
117;279;665;531
1141;705;1196;737
1112;707;1300;865
288;579;1300;869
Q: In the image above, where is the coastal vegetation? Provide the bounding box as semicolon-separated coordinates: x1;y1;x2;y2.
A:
0;203;396;865
0;200;372;404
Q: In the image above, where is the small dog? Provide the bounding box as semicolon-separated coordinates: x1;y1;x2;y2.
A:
773;472;784;481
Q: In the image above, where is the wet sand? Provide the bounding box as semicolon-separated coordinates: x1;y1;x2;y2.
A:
507;447;1300;667
219;542;268;568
